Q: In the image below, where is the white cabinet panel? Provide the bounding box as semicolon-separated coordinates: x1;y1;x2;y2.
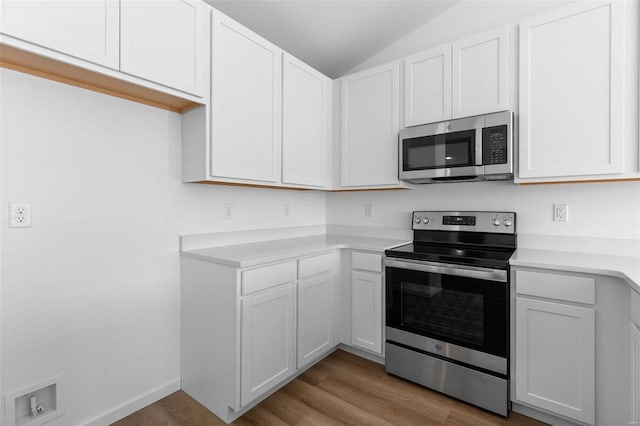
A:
341;62;400;187
404;45;451;126
515;270;595;305
632;323;640;426
241;283;295;406
351;270;382;354
0;0;119;69
452;26;509;119
297;274;333;369
210;12;282;183
515;297;595;425
120;0;207;97
518;1;625;180
282;53;330;187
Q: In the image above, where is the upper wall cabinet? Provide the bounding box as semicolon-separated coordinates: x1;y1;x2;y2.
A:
120;0;207;97
182;10;331;189
451;26;509;119
404;45;451;127
0;0;119;69
210;11;282;183
340;62;401;188
518;1;625;182
282;53;332;188
403;26;509;127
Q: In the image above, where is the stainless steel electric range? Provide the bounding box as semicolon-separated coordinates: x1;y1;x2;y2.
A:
384;211;516;417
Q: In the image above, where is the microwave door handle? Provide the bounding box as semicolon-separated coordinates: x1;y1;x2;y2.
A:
475;127;483;166
384;258;507;282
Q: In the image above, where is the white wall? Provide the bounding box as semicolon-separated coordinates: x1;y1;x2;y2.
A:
326;181;640;243
0;69;326;426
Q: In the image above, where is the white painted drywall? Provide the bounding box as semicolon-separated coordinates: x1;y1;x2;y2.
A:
326;180;640;243
0;69;326;426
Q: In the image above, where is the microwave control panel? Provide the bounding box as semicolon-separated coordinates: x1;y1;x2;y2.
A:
482;125;508;165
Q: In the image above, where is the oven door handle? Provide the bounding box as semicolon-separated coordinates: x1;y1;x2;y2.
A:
384;258;507;282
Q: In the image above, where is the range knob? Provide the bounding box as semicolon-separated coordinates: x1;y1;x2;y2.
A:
493;218;502;227
503;218;513;227
414;217;421;224
423;217;430;224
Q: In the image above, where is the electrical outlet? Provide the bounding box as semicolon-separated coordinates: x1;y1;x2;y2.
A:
364;203;373;218
9;202;31;228
553;204;569;222
224;203;233;219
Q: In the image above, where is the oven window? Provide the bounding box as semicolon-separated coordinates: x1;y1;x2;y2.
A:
386;267;507;357
400;280;484;346
402;129;475;171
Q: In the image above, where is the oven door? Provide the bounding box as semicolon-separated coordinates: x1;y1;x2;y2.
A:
385;258;508;363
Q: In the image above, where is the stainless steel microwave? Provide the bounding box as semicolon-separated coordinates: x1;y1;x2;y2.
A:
399;111;513;184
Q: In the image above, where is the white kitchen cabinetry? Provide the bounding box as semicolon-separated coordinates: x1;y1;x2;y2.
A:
181;251;339;423
632;322;640;426
518;1;625;182
182;11;331;189
340;62;401;188
282;53;331;188
210;11;282;183
241;283;296;406
0;0;119;69
297;273;333;369
120;0;207;97
451;26;509;119
350;252;384;354
514;270;596;425
403;26;509;127
631;290;640;426
404;45;451;127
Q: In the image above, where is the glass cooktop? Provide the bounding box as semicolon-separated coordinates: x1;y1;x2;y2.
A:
385;242;514;269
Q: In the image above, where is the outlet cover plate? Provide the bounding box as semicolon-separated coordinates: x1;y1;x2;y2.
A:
9;203;31;228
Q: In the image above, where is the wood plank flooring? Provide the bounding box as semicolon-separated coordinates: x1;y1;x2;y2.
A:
113;349;546;426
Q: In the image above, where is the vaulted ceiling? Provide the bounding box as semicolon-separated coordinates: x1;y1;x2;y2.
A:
205;0;461;78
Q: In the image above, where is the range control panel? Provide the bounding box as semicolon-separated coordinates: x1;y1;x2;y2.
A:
413;211;516;234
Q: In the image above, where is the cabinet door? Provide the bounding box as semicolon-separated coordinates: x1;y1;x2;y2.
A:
210;12;282;183
632;323;640;426
120;0;207;96
241;283;295;406
404;45;452;126
341;62;400;187
351;271;382;354
518;2;624;179
282;53;331;187
0;0;119;69
298;273;333;369
451;26;509;119
515;297;595;424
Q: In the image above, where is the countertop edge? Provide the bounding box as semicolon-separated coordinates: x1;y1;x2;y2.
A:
510;251;640;293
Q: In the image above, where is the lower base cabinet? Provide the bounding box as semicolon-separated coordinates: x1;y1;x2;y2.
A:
297;273;333;369
632;322;640;426
351;270;382;354
241;283;296;406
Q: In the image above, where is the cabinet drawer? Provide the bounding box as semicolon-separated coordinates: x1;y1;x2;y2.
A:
515;270;595;305
298;253;333;279
242;261;295;296
352;252;382;272
632;289;640;327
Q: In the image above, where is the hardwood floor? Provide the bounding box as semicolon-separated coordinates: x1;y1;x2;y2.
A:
113;349;546;426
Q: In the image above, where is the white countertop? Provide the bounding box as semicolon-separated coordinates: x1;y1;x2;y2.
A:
510;248;640;292
181;234;410;268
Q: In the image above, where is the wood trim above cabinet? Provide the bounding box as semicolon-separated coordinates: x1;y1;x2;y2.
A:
0;43;201;113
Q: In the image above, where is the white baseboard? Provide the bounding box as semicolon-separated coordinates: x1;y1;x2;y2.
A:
337;344;385;365
81;379;180;426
